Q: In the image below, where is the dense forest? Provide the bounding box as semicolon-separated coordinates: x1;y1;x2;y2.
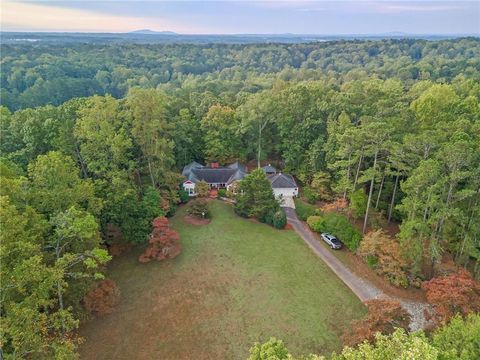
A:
2;38;480;110
1;38;480;358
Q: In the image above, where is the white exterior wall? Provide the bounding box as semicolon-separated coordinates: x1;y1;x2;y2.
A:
183;182;196;196
273;187;298;198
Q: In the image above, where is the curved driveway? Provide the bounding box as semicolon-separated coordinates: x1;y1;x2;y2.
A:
284;207;382;301
283;206;430;331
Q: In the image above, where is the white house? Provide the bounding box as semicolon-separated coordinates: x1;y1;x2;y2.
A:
182;161;298;200
182;161;247;196
268;173;298;199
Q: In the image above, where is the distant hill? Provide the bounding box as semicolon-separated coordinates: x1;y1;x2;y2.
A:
1;31;477;45
129;29;177;35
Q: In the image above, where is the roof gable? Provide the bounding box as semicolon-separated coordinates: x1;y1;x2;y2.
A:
268;173;297;188
262;164;277;173
182;161;204;176
227;161;246;173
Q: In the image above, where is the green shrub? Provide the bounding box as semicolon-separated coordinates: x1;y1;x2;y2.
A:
178;189;190;203
261;211;274;225
386;273;409;288
217;188;227;198
196;180;210;198
272;210;287;229
307;212;362;251
306;215;325;233
260;210;286;229
187;199;211;219
248;337;290;360
350;189;367;219
302;186;318;204
294;198;317;221
365;255;378;268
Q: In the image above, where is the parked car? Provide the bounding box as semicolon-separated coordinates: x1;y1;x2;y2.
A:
320;233;343;249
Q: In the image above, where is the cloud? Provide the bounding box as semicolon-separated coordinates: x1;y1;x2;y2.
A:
252;1;465;15
0;0;203;33
374;3;463;14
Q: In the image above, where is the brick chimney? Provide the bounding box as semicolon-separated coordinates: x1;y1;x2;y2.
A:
210;161;219;168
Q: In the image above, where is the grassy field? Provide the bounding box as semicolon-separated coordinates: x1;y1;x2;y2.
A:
79;201;365;360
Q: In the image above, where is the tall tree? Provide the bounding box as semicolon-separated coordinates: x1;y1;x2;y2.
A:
201;104;244;163
0;198;79;359
27;151;102;216
75;95;134;179
238;91;278;168
126;88;175;187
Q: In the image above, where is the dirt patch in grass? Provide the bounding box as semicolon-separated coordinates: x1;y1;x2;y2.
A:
183;215;211;226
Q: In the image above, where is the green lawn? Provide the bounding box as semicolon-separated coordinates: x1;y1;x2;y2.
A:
79;201;365;360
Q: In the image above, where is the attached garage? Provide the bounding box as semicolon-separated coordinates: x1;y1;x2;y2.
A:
268;173;298;199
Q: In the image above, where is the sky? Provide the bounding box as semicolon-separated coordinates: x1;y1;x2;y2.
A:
1;0;479;35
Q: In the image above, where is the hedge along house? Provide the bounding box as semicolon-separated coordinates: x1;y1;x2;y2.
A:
182;161;247;196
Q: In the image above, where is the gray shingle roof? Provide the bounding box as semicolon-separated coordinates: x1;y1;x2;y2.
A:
182;161;246;185
268;173;297;188
191;168;237;184
227;169;246;184
182;161;204;177
227;161;247;173
262;164;277;174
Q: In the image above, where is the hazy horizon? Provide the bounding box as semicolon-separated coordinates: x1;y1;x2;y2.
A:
2;1;479;35
2;30;479;36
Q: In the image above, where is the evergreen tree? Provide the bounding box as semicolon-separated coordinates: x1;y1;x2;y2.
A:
235;169;279;223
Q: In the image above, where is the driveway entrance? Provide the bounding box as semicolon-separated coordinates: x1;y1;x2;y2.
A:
280;196;295;208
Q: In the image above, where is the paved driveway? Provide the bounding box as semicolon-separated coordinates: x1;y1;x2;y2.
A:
284;207;382;301
280;196;295;208
283;206;430;331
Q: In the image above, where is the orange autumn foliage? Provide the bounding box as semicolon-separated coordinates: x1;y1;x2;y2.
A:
321;198;348;213
344;299;411;346
138;216;181;263
422;269;480;323
84;279;120;316
358;230;409;288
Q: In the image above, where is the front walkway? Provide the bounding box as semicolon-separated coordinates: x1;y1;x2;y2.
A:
283;206;431;331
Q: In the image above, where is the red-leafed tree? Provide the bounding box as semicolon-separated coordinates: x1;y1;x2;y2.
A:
138;216;181;263
84;279;120;316
422;269;480;323
344;299;411;346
